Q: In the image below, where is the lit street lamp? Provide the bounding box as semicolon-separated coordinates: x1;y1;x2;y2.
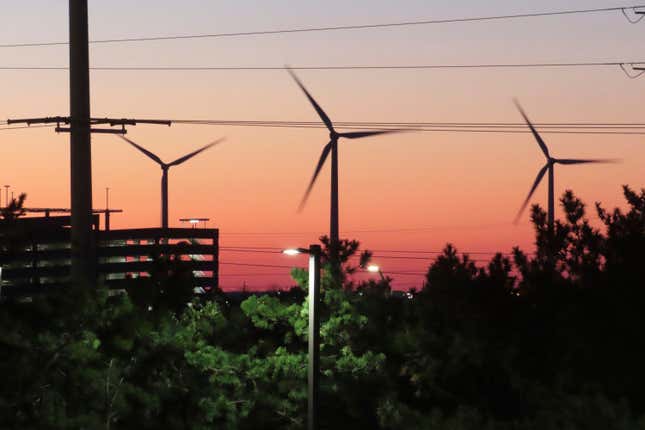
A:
367;264;386;281
179;217;210;229
282;244;322;430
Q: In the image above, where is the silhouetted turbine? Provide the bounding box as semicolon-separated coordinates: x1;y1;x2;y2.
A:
288;67;403;253
119;136;224;228
514;100;616;227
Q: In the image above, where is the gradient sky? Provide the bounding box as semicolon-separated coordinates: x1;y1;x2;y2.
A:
1;1;643;290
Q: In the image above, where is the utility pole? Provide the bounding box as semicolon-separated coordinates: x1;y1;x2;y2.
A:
8;7;170;286
69;0;95;286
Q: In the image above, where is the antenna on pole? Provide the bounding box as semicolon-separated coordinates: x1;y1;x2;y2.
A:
105;187;110;231
3;185;9;208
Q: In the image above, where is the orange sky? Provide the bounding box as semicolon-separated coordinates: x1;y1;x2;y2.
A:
1;1;643;290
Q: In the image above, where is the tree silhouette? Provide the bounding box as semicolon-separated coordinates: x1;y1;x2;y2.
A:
0;193;26;221
0;187;644;429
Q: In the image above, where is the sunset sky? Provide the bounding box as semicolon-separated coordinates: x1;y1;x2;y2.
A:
1;1;643;290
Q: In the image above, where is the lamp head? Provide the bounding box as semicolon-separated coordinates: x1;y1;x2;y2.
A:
367;264;381;273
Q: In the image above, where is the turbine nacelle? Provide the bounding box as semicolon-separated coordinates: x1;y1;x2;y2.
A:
287;67;404;213
513;101;618;224
118;135;225;228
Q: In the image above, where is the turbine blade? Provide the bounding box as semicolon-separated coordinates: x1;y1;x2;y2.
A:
119;135;164;165
298;142;332;212
167;137;225;167
514;164;549;224
514;99;550;159
287;67;334;132
338;129;405;139
555;158;620;165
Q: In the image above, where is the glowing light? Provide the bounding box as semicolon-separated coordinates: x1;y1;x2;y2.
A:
282;248;302;256
367;264;381;273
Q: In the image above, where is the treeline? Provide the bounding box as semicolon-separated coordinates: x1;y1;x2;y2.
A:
0;186;644;429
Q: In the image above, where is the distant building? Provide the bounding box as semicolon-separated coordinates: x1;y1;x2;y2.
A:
0;215;219;299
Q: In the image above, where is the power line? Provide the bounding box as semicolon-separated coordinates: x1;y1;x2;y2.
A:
6;118;645;136
177;120;645;128
219;224;507;236
200;126;645;135
219;271;426;277
386;272;427;276
221;273;296;277
5;122;645;135
1;5;643;48
373;249;519;256
220;248;281;254
219;250;511;263
171;119;645;135
1;61;644;72
220;261;302;269
374;255;493;262
0;124;56;131
10;118;645;129
221;246;526;255
141;118;645;135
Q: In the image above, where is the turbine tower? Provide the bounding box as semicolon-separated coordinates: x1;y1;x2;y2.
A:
514;101;615;227
288;68;401;262
119;136;224;228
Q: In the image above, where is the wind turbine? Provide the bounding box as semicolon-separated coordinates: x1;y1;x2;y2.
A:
119;136;224;229
288;68;402;259
514;100;615;227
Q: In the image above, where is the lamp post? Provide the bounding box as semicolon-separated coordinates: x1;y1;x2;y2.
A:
283;244;321;430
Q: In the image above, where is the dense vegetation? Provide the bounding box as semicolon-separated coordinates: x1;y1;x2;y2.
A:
0;186;644;429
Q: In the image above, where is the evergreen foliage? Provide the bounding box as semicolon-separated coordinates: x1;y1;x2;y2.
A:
0;186;644;429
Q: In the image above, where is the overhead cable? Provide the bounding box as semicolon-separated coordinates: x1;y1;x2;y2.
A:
1;5;643;48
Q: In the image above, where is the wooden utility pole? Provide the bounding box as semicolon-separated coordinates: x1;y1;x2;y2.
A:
69;0;95;286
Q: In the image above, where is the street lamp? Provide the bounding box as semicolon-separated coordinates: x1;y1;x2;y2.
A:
282;244;322;430
366;264;386;281
366;264;380;273
179;217;210;229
